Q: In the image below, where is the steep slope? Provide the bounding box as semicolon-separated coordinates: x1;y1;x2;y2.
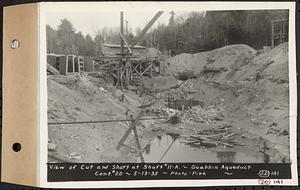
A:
48;74;144;162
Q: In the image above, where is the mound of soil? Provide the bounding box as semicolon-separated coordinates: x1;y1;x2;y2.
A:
159;42;290;162
166;44;256;82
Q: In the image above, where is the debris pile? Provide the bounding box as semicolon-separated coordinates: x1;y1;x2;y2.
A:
153;103;224;124
180;105;225;123
184;125;242;148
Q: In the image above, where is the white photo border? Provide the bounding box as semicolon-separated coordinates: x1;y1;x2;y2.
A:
38;1;297;188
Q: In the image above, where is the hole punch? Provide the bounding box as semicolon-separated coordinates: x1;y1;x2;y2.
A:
10;39;20;49
12;143;21;152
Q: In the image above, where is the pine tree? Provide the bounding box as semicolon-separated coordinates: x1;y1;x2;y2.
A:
57;18;76;54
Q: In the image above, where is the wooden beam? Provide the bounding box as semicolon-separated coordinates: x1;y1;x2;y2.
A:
120;67;124;90
120;12;124;55
120;32;133;54
132;117;145;162
140;62;153;76
132;64;141;75
117;111;144;150
131;11;163;48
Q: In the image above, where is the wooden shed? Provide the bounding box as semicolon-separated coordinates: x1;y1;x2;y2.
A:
59;55;84;75
47;54;85;75
47;53;62;71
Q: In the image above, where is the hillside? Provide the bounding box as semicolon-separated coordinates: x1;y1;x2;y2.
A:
48;43;290;163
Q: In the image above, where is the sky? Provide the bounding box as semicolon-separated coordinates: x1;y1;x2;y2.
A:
46;11;191;38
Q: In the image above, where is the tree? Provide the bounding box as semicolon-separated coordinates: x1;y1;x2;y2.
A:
143;10;288;55
85;34;95;56
46;25;58;54
57;18;76;54
168;11;176;27
94;31;104;57
75;32;87;55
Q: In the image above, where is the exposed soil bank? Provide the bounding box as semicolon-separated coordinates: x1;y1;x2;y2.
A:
48;43;289;163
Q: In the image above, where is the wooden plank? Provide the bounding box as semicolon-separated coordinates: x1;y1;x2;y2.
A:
131;11;164;47
190;135;234;148
140;63;152;76
120;32;133;54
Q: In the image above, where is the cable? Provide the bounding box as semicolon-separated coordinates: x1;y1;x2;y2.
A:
48;116;170;125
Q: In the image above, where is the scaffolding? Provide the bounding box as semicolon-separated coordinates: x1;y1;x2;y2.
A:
271;19;288;48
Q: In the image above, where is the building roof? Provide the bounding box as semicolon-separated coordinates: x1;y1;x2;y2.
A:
102;43;146;49
47;53;84;57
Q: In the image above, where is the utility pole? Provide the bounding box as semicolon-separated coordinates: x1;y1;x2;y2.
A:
169;11;176;50
120;12;124;55
125;20;128;35
169;11;175;26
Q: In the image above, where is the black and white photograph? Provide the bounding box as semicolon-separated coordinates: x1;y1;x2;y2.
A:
46;7;291;163
1;1;298;188
41;2;297;186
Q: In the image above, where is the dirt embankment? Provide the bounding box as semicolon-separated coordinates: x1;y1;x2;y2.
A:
48;73;148;162
166;44;256;80
165;42;290;162
48;42;289;163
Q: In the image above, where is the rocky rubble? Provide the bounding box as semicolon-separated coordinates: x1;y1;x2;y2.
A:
153;103;225;124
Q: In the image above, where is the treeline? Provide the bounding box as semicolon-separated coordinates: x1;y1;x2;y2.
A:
47;10;288;57
47;19;97;56
47;18;134;56
143;10;288;55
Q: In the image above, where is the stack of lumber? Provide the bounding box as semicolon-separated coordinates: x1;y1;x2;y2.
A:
47;64;60;75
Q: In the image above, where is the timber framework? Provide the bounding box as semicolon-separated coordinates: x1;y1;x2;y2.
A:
47;11;166;91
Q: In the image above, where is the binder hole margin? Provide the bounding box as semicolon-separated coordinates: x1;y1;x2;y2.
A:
10;39;20;49
12;143;21;152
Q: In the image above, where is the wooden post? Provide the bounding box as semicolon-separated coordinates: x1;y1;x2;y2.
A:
139;62;142;77
65;56;68;74
72;56;75;73
120;67;124;90
263;141;270;163
120;12;124;55
133;126;144;162
117;111;143;150
121;94;125;102
150;61;153;78
130;114;145;163
116;68;120;88
129;61;132;82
